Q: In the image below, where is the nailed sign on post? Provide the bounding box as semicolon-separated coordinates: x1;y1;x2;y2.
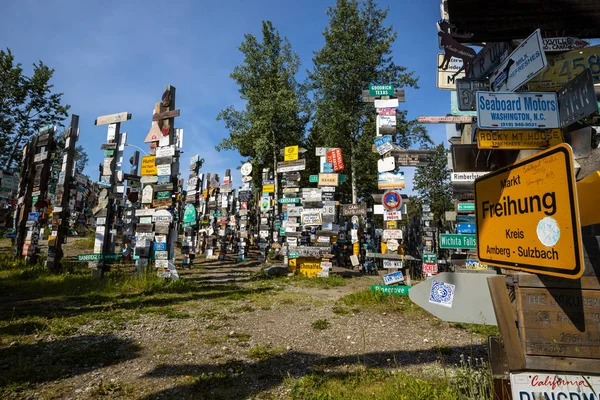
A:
141;156;157;176
475;91;559;130
474;144;583;279
342;203;367;217
476;128;563;150
557;68;597;128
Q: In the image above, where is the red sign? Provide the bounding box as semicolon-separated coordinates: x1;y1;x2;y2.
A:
377;107;396;116
422;263;438;275
241;202;248;210
327;148;344;172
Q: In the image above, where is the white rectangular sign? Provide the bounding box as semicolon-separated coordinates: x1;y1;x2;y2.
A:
374;99;399;108
489;29;547;92
510;372;600;400
156;145;175;157
476;91;559;129
450;171;489;182
377;115;396;127
383;211;402;221
383;259;403;269
437;54;465;90
157;164;171;176
383;229;403;240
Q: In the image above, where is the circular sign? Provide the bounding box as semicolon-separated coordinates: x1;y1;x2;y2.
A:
241;162;253;176
382;190;402;211
387;239;399;251
242;175;253;183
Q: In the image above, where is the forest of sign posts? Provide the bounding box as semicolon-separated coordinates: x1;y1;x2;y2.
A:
474;144;583;279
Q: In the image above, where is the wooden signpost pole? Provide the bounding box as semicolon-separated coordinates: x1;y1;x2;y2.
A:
25;126;55;265
183;154;203;266
93;111;131;278
14;136;38;260
47;115;79;271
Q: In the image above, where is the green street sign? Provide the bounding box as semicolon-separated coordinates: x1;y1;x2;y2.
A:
278;197;300;204
422;254;437;263
213;212;222;217
32;196;39;203
77;253;119;262
309;175;318;183
104;150;115;157
288;251;299;259
370;285;410;296
339;175;347;183
369;84;394;96
279;227;286;236
457;203;475;212
156;191;171;199
274;221;282;229
182;221;196;228
439;234;476;249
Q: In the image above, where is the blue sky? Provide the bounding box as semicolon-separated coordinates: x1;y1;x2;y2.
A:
2;0;451;194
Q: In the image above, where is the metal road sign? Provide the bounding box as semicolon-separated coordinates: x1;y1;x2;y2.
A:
408;271;497;325
468;42;511;79
527;45;600;91
457;202;475;212
423;254;437;263
439;234;476;249
276;159;306;173
284;145;299;161
475;91;560;130
489;29;547;92
437;54;465;90
557;68;597;127
370;285;410;296
456;78;490;111
369;84;394;96
77;253;119;262
476;128;563;150
474;144;583;279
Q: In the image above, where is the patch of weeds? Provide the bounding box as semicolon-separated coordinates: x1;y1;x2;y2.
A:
230;305;255;313
332;305;351;315
226;292;249;301
73;236;95;250
203;335;227;346
248;344;284;361
260;305;272;310
229;332;251;342
92;379;133;396
199;310;220;319
48;318;79;337
286;367;468;400
191;371;231;393
205;324;221;331
288;274;348;289
339;289;425;316
311;319;331;330
139;306;190;319
165;309;191;319
453;322;499;337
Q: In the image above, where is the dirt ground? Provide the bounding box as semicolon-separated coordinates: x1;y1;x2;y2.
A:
0;237;490;399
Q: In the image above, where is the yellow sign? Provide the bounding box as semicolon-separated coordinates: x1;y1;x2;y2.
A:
476;129;563;150
527;45;600;91
262;184;274;193
386;220;398;229
140;156;157;176
474;144;583;279
284;145;299;161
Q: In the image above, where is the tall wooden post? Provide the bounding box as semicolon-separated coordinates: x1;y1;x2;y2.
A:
183;155;203;266
14;136;37;259
47;115;79;270
92;111;131;278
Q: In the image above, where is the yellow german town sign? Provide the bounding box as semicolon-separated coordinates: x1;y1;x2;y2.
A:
476;128;563;150
474;144;583;279
140;156;157;176
284;145;299;161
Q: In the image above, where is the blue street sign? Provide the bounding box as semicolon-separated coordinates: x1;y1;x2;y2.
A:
456;223;476;234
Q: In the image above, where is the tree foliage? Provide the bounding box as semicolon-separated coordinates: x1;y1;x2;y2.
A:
306;0;431;203
216;21;307;185
0;49;70;172
413;144;453;226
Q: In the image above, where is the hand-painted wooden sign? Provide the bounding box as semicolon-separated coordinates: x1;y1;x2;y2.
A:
437;21;475;77
95;111;131;126
152;109;180;121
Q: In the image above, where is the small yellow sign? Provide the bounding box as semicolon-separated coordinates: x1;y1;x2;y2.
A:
474;144;583;279
284;145;299;161
262;184;275;193
386;220;398;229
140;156;157;176
476;129;563;150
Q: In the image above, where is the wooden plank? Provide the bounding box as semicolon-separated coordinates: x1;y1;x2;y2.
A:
487;275;526;371
524;355;600;375
516;286;600;359
94;112;131;126
152;109;180;121
516;275;600;290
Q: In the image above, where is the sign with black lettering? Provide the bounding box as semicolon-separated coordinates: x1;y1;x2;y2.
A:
557;68;597;128
474;144;583;279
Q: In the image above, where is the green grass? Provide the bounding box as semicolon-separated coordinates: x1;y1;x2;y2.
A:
72;236;95;250
453;323;499;337
229;332;251;342
339;289;427;316
311;319;331;330
286;360;494;400
248;344;285;361
230;305;255;313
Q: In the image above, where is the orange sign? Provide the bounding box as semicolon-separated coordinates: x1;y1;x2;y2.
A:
474;144;583;279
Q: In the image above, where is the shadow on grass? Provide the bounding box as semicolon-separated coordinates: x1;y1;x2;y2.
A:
139;344;488;400
0;334;141;395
